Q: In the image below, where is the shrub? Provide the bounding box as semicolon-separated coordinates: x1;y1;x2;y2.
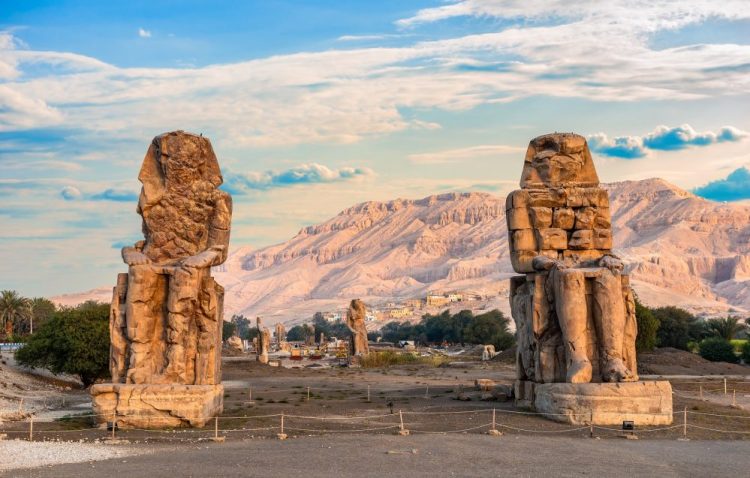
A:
698;337;738;364
653;306;705;350
741;341;750;364
15;301;109;387
634;297;659;352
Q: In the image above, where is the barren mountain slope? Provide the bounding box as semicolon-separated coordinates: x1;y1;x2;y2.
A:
55;179;750;323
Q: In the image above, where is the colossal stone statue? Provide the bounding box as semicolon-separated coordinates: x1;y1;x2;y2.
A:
346;299;369;356
507;133;672;425
91;131;230;428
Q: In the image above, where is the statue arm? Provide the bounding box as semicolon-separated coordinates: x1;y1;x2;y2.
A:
122;241;149;266
182;192;232;269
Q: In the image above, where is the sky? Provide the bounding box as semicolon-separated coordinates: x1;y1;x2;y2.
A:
1;0;750;297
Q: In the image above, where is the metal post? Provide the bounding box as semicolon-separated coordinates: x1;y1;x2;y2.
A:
307;386;310;401
248;388;252;401
399;410;404;431
367;385;371;402
214;416;218;440
111;410;116;440
724;378;727;395
29;416;33;441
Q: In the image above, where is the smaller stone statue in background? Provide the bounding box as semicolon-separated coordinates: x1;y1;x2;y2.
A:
346;299;369;356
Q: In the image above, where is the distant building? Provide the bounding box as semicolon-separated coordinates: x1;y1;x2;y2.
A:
387;307;412;319
403;299;424;309
426;293;450;307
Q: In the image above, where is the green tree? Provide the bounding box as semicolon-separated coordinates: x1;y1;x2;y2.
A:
653;306;701;350
15;301;109;387
0;290;31;338
222;321;237;341
462;309;514;351
230;314;253;339
698;337;738;363
634;297;659;352
28;297;56;334
707;317;744;341
287;324;314;342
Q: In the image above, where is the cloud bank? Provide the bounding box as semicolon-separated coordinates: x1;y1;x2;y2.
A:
223;163;374;195
693;167;750;201
588;125;748;159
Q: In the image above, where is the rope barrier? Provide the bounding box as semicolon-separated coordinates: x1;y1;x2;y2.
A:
283;425;400;433
497;424;590;433
409;423;492;434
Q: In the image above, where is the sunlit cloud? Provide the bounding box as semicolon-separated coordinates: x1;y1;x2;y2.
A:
223;163;375;195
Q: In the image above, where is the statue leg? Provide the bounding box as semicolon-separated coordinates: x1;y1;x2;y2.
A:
125;265;159;384
593;269;636;382
553;268;592;383
162;266;201;383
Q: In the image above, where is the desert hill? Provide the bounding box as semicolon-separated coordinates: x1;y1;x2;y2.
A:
54;178;750;324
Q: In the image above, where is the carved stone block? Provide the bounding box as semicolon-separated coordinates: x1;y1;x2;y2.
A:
530;207;552;228
506;206;531;230
569;229;593;249
574;207;596;229
536;228;568;250
552;208;575;229
593;228;613;249
512;229;537;251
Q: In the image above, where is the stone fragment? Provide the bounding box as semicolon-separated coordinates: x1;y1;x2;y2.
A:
561;249;604;265
346;299;369;356
512;229;537;251
574;207;596;230
491;384;514;401
92;131;231;429
536;228;568;250
552;208;575;229
593;228;613;249
568;229;593;249
481;345;498;361
510;251;536;273
530;207;552;228
227;335;243;351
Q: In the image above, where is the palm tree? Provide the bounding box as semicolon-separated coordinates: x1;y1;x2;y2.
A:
0;290;31;339
707;317;745;341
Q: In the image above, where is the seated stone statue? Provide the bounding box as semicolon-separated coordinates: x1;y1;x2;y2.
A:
507;133;637;385
113;131;232;386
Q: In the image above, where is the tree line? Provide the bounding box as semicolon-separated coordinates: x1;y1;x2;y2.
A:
635;298;750;363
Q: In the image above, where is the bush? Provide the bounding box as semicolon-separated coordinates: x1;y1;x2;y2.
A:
634;297;659;352
698;337;738;363
741;341;750;364
653;306;705;350
15;301;109;387
222;321;236;341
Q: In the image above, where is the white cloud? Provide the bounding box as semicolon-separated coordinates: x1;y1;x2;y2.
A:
138;28;151;38
60;185;82;200
408;144;524;163
0;3;749;145
223;163;375;194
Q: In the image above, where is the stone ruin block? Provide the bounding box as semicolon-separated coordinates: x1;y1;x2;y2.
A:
506;206;532;230
569;229;593;249
552;208;575;229
512;229;537;251
593;228;613;249
536;228;568;250
529;207;552;228
574;207;596;229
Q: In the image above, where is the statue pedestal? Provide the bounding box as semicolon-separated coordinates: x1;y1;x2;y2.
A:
91;384;223;428
516;380;673;425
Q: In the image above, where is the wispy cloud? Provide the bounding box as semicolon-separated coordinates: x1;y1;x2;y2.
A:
337;34;409;42
138;28;151;38
588;125;748;159
1;2;749;145
60;185;82;200
693;167;750;201
408;144;524;164
89;188;139;202
223;163;374;194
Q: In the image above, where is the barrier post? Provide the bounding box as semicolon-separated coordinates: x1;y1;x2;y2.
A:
589;410;594;438
724;378;727;395
307;387;311;401
732;389;737;408
397;410;410;436
678;406;688;441
28;416;33;441
488;408;502;436
211;415;225;442
111;410;116;440
424;385;429;399
277;413;287;440
367;385;371;402
699;385;703;401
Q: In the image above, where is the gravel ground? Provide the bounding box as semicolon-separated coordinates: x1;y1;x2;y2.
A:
0;440;147;472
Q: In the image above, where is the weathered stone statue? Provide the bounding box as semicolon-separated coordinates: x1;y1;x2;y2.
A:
346;299;369;356
507;133;671;425
91;131;230;428
257;317;270;364
275;322;286;348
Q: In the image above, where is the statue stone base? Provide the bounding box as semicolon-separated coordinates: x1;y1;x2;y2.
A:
91;383;223;428
516;380;672;425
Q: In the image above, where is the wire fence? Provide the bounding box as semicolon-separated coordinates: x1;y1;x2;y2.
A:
3;380;750;443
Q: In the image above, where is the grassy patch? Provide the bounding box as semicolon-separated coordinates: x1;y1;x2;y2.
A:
359;351;452;369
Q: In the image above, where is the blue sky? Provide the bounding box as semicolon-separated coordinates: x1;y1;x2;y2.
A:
1;0;750;297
